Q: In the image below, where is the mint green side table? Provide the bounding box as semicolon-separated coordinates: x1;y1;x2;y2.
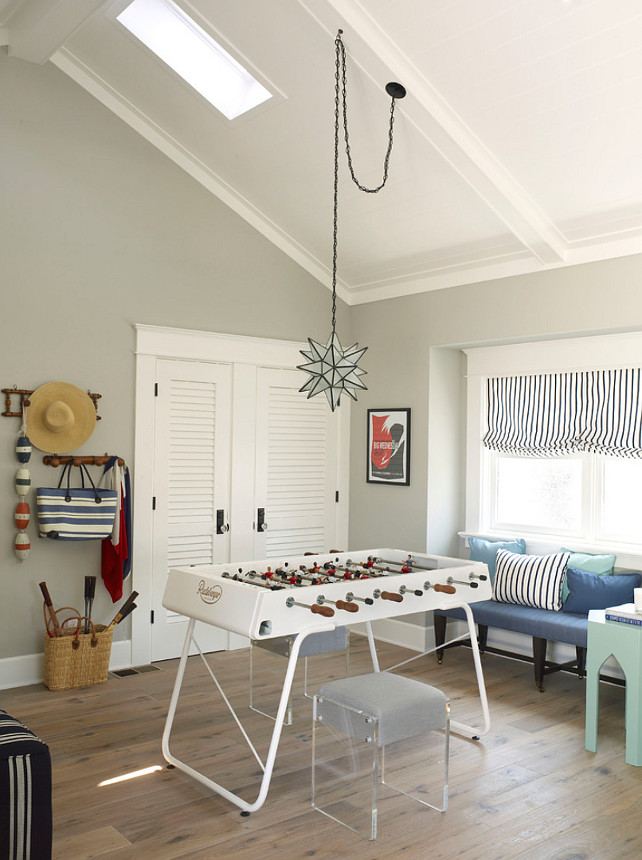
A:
585;609;642;766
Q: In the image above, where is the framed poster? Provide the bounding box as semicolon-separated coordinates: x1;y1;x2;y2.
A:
367;408;411;485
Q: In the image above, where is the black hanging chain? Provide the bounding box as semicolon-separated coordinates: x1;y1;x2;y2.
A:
331;30;402;332
331;34;341;333
336;32;399;195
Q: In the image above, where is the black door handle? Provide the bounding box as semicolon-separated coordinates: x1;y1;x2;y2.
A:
216;509;229;535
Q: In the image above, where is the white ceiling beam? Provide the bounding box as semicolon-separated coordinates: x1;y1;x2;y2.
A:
298;0;568;266
7;0;107;64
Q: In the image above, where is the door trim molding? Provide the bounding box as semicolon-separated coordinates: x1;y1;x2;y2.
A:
135;323;307;365
131;324;351;666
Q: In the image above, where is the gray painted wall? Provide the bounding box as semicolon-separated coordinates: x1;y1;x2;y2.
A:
1;51;349;662
4;45;642;669
348;257;642;555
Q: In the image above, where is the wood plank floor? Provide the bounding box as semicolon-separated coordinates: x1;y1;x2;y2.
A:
3;636;642;859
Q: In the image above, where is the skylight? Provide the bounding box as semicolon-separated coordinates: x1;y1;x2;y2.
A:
117;0;272;120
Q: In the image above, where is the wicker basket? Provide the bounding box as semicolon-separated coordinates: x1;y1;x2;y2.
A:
43;619;113;691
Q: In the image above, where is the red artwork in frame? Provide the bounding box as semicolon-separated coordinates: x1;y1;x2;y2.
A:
367;409;411;485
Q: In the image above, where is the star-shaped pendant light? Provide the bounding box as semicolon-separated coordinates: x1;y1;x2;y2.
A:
298;31;405;411
299;331;368;411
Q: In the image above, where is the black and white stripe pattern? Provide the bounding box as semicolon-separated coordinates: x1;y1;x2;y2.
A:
7;754;32;860
0;712;51;860
492;549;570;611
483;368;642;457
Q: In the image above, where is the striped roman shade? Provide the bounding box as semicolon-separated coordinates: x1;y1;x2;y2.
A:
484;369;642;457
492;550;570;611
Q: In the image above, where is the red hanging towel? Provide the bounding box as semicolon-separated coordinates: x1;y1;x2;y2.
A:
100;458;130;602
101;502;128;601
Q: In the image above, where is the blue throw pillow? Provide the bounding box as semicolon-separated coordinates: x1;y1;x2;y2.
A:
562;568;642;615
468;537;526;582
560;548;616;602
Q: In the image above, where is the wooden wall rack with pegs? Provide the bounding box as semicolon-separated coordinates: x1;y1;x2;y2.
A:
2;387;102;419
43;455;124;467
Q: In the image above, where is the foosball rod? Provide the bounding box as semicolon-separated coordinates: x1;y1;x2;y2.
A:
222;571;287;591
378;556;437;572
292;565;342;585
360;557;416;574
345;590;374;605
389;555;487;581
353;560;404;576
373;559;481;589
297;563;371;584
447;576;479;589
373;588;403;602
399;584;424;596
424;581;456;594
329;561;388;579
285;596;334;616
315;594;359;613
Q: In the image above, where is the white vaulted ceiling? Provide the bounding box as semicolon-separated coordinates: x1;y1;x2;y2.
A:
3;0;642;305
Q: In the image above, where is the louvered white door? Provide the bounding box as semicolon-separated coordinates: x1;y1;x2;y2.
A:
151;359;232;661
253;367;337;558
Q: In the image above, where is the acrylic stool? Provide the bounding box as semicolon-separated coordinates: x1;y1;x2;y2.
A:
250;626;349;724
312;672;449;840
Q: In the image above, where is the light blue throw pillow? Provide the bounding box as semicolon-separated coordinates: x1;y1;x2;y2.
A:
562;568;641;615
560;549;616;603
468;537;526;582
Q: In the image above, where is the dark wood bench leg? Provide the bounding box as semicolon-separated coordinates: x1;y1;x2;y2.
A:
434;614;447;663
478;624;488;653
576;646;586;678
533;637;547;692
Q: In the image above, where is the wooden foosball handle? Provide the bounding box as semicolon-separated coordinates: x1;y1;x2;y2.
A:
335;600;359;613
434;584;456;594
311;604;334;617
381;591;403;602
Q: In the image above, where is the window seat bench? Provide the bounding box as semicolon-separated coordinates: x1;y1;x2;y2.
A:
433;602;588;692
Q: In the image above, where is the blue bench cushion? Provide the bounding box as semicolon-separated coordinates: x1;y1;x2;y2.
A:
469;537;526;581
562;569;641;615
561;549;616;602
435;600;588;648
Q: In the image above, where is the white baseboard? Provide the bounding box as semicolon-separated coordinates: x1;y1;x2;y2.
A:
354;618;626;683
0;639;133;691
351;618;435;652
3;623;626;690
444;620;625;681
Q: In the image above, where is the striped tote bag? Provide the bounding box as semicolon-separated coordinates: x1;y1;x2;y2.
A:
36;463;117;541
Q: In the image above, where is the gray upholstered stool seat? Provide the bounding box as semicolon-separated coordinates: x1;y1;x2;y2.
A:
312;671;450;839
316;672;448;745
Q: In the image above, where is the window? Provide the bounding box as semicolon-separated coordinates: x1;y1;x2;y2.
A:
117;0;272;120
491;454;583;535
465;333;642;552
488;450;642;547
600;456;642;542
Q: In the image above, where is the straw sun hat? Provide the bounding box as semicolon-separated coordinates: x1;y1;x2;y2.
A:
27;382;97;454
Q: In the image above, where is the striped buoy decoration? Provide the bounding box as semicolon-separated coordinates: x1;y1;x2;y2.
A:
16;435;32;463
15;500;30;530
14;532;30;561
15;468;31;496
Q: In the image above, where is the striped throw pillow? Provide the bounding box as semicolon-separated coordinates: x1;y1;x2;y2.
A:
492;550;570;611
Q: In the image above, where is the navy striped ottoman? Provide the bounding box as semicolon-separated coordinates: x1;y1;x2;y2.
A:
0;711;52;860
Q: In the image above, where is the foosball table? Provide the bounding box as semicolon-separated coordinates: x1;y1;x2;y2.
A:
161;548;491;814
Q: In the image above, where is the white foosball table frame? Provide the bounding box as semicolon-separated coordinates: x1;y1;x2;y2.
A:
161;548;491;814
